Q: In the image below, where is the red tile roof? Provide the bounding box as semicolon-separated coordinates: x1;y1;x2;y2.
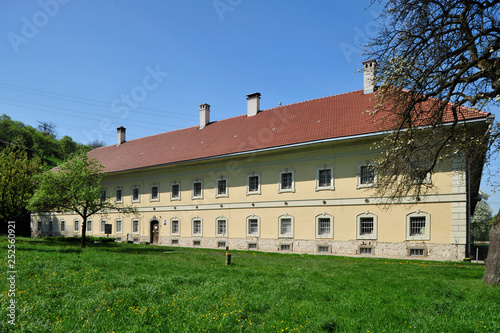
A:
88;90;490;173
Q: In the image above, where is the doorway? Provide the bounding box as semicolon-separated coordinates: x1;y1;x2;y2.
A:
150;220;159;244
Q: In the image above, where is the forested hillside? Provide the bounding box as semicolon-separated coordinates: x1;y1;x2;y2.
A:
0;114;92;166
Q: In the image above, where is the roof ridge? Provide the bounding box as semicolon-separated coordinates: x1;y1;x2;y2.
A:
264;89;364;112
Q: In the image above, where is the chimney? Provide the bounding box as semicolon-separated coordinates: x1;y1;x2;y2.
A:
363;59;377;94
246;92;261;117
117;126;126;146
199;103;210;129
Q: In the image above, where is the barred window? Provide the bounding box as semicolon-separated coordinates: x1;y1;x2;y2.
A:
217;179;227;197
360;217;374;235
248;175;260;193
318;169;332;187
410;217;426;236
217;219;227;236
360;166;375;185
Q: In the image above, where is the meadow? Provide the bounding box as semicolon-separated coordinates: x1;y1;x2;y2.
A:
1;237;499;332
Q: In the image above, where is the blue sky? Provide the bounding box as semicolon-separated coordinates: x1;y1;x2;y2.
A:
1;0;499;212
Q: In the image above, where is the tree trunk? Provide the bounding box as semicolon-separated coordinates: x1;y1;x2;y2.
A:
81;207;88;248
483;210;500;285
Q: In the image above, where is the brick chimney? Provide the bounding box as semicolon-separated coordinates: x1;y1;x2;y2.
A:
199;103;210;129
246;92;261;117
363;59;377;94
117;126;126;146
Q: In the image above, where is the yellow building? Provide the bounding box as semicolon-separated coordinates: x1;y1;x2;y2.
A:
33;60;492;261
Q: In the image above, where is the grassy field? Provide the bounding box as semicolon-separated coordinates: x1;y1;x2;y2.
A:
1;237;499;332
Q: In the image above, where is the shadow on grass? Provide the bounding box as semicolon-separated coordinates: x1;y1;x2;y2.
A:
15;239;176;255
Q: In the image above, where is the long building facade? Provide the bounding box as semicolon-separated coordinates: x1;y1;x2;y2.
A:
32;60;492;261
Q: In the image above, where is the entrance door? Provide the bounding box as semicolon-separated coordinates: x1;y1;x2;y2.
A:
150;221;159;244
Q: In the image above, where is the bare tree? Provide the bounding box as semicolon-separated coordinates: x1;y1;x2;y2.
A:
367;0;500;284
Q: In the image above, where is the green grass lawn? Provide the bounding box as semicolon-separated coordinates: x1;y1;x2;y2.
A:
1;237;499;332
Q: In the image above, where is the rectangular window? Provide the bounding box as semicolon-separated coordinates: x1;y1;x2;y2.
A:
218;241;226;248
248;243;258;250
132;220;139;233
318;218;331;235
100;220;106;233
316;166;334;191
279;217;293;237
216;179;228;197
151;185;159;201
171;219;180;235
116;220;122;233
410;248;425;256
192;219;202;235
410;217;426;236
247;174;261;195
61;221;65;231
100;190;106;202
217;219;227;236
280;244;291;251
171;239;179;245
247;218;259;236
37;221;42;231
360;217;374;235
74;220;79;232
318;245;330;253
360;247;373;255
279;170;294;193
49;221;53;232
115;189;122;203
360;166;375;185
171;183;180;200
132;187;140;202
193;240;201;246
192;181;203;199
87;220;92;232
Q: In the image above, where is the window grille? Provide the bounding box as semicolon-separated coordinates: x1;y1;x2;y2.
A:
132;188;140;201
318;169;331;187
281;172;293;190
318;245;330;253
218;241;226;248
280;218;292;235
217;219;227;235
248;219;259;235
217;179;227;196
360;166;375;184
280;244;291;251
410;248;425;256
61;221;65;231
318;218;331;235
151;186;159;200
193;240;201;246
193;220;202;235
360;247;372;255
248;243;257;249
248;176;259;192
410;217;426;236
171;184;180;199
171;239;179;245
193;182;202;197
360;217;374;235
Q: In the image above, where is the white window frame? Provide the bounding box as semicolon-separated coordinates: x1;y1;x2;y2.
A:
115;219;123;234
216;216;228;237
150;184;160;202
74;219;79;233
315;213;333;239
86;220;92;233
246;215;260;237
278;169;295;193
115;187;123;203
246;173;261;195
131;186;140;203
356;212;378;240
192;217;203;236
170;182;181;201
132;219;140;234
192;180;203;200
216;177;229;198
170;218;180;236
100;220;106;234
60;220;65;231
278;214;294;238
316;165;334;191
406;210;430;241
356;163;377;189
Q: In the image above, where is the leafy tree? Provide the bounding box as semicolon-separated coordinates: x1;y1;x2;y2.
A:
0;144;43;236
471;192;493;241
367;0;500;284
37;121;57;139
27;154;136;248
89;139;106;149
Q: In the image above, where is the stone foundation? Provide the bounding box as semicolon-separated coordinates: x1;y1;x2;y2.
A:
158;236;466;261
